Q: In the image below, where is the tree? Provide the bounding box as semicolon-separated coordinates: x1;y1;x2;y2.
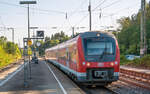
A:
117;2;150;55
36;31;70;56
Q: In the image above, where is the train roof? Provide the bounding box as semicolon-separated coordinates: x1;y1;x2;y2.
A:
45;31;115;52
79;31;115;38
45;35;79;51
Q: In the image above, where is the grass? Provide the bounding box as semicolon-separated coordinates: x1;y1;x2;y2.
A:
120;54;150;69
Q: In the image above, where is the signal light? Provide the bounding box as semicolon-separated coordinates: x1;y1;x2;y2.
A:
97;33;100;37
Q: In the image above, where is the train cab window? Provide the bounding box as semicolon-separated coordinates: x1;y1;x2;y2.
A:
83;38;115;56
83;38;116;62
87;42;113;55
66;48;70;60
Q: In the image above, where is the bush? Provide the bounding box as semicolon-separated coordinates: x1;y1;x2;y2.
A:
0;46;21;69
0;36;22;69
140;55;150;67
120;55;130;65
124;54;150;68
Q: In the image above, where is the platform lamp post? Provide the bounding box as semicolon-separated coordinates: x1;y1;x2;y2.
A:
20;1;37;81
20;1;37;38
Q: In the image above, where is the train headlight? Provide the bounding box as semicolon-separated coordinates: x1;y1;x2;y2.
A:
87;63;90;66
97;33;100;37
110;62;114;66
115;61;118;65
82;62;86;65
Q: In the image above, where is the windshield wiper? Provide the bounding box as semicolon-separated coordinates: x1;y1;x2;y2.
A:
99;43;107;60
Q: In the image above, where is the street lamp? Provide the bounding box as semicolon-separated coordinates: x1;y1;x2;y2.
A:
20;1;36;4
19;1;37;81
19;1;37;38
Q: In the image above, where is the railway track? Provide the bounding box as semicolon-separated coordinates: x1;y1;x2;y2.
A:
107;80;150;94
0;60;23;73
120;67;150;90
80;85;120;94
47;61;119;94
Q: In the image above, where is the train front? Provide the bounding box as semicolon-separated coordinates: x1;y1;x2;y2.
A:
77;31;120;85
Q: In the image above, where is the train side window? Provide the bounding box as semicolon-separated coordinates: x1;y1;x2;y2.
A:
74;47;76;54
67;52;69;60
66;48;69;60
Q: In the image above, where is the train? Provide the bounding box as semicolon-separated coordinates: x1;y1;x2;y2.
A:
45;31;120;86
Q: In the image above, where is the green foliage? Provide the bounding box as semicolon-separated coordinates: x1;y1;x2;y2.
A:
35;31;70;56
0;36;22;68
120;55;130;65
117;2;150;55
123;55;150;68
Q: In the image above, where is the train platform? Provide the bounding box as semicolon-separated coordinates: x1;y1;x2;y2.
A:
0;60;84;94
120;66;150;75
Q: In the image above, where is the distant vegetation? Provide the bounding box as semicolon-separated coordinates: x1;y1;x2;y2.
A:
116;2;150;55
0;36;22;69
36;31;70;56
120;55;150;69
116;2;150;68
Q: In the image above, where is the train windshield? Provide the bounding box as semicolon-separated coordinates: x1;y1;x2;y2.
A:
87;42;113;56
83;38;116;62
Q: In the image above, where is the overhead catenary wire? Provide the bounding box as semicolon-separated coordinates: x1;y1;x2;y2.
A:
65;13;89;34
0;16;10;40
50;0;108;34
38;1;140;33
48;0;108;33
0;16;7;31
73;0;124;26
71;0;108;28
92;0;107;11
75;0;122;13
56;0;88;33
65;0;108;33
92;2;140;31
0;1;66;14
0;0;123;20
102;2;140;18
0;1;89;35
68;0;87;19
0;0;127;18
0;0;139;37
102;0;121;10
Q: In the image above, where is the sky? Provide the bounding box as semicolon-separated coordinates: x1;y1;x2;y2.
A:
0;0;147;47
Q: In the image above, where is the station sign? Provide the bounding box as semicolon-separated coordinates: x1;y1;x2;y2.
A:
27;40;32;46
36;41;41;47
37;30;44;38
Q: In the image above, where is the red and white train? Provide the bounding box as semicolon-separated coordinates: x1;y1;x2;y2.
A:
45;31;120;85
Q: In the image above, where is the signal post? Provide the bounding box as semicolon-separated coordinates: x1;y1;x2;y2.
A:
23;30;44;87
